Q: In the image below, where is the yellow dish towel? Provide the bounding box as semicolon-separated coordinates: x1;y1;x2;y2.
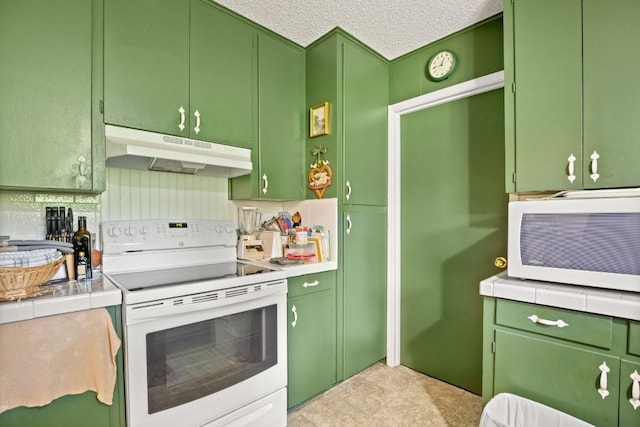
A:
0;308;121;414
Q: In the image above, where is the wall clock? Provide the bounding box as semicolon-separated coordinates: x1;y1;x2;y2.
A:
427;50;457;81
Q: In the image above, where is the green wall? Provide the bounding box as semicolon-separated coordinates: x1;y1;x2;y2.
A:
389;15;503;104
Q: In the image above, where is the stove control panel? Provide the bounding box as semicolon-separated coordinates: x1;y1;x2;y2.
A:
101;219;237;254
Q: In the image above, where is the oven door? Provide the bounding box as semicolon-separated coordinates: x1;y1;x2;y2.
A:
123;290;287;427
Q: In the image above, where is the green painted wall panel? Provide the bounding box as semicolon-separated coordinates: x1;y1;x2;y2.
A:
389;15;503;104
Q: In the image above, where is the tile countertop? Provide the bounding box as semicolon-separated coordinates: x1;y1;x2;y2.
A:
0;261;337;325
264;259;338;278
480;272;640;321
0;274;122;325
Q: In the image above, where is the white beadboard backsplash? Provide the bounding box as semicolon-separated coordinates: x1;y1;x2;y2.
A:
1;167;338;258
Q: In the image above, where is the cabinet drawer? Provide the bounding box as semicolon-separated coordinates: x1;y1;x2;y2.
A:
496;300;613;349
629;321;640;356
287;270;336;298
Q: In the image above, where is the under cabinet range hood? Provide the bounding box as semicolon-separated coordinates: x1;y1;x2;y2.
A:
105;125;252;177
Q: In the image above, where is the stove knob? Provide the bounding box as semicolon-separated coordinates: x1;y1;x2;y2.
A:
215;225;223;233
226;225;234;234
110;227;121;237
128;227;138;236
139;226;149;236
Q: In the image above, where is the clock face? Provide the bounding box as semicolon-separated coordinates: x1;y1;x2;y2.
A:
427;50;456;81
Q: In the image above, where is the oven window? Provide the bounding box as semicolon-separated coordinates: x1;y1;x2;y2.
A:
146;305;278;414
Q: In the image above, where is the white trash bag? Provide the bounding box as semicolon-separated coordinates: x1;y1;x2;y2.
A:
480;393;595;427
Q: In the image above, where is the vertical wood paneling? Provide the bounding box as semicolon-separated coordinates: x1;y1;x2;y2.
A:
102;167;233;221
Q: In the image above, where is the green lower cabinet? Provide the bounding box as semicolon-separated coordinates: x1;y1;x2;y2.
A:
287;272;337;409
620;359;640;427
485;298;640;427
494;330;619;426
342;205;387;379
0;306;125;427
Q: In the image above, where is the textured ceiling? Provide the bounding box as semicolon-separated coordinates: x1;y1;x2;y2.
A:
214;0;503;60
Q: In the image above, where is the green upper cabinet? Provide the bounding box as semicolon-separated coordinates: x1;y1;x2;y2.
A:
230;32;305;200
342;42;389;206
104;0;189;137
505;0;640;192
104;0;256;147
504;0;582;193
0;0;104;193
583;0;640;190
305;30;389;205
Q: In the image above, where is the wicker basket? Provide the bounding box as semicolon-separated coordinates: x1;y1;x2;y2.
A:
0;257;65;301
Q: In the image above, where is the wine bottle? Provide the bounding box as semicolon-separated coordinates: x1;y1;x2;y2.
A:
73;216;92;280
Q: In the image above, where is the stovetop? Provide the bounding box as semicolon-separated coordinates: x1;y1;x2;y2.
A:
107;262;281;292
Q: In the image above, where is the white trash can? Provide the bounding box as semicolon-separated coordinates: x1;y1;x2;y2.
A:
480;393;595;427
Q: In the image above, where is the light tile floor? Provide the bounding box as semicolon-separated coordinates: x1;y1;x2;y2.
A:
287;362;482;426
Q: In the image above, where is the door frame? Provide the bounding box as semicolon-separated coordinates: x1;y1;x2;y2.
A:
386;71;505;366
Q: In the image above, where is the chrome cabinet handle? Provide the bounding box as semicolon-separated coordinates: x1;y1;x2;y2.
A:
598;362;610;399
262;174;268;194
302;280;319;288
527;314;568;328
345;180;352;200
567;153;576;183
346;214;352;235
193;110;201;134
590;150;600;182
178;106;186;131
630;370;640;410
291;305;297;328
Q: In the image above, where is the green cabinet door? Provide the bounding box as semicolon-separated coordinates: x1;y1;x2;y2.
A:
495;330;620;426
342;205;387;379
583;0;640;189
230;32;304;200
104;0;189;136
0;306;125;427
0;0;99;192
620;359;640;427
190;1;256;147
506;0;582;192
287;272;337;408
342;42;389;206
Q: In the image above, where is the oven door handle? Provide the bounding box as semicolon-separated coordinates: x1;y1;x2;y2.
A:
291;305;298;328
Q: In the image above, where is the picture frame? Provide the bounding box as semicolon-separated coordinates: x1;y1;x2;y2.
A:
310;102;329;137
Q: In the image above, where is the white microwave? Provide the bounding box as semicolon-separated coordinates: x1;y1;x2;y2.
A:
508;193;640;292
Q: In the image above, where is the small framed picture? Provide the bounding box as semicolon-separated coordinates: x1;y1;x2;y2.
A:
310;102;329;137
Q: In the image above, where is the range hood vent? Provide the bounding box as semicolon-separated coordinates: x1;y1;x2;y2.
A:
105;125;252;177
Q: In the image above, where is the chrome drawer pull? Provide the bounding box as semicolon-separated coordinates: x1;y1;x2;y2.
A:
302;280;319;288
630;370;640;410
527;314;569;328
598;362;610;399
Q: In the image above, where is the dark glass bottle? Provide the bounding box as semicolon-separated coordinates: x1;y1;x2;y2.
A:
73;216;92;280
